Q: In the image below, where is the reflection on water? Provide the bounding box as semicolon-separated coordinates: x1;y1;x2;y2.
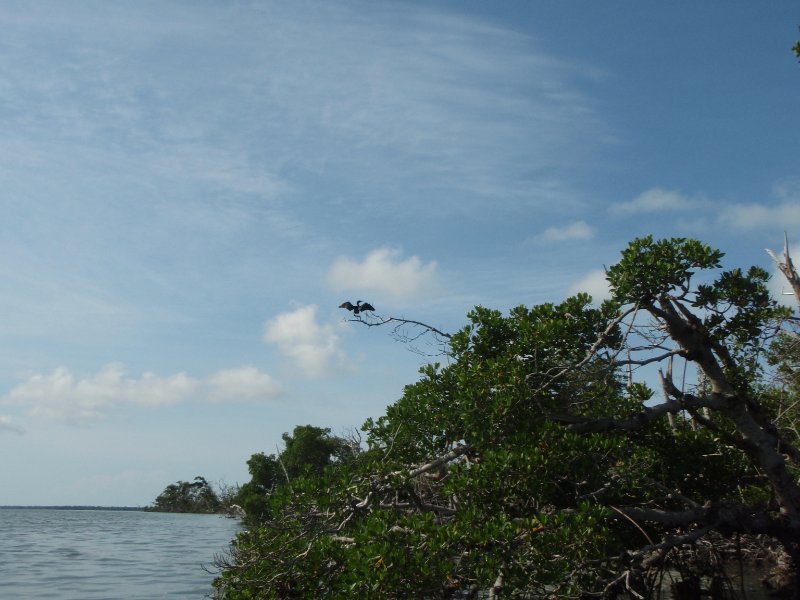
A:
0;508;240;600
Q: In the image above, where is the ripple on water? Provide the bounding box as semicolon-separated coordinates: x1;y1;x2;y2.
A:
0;509;240;600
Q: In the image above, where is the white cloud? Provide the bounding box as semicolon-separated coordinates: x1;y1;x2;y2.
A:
205;366;282;401
125;370;200;408
5;365;124;421
568;269;611;302
533;220;594;244
609;188;695;215
717;180;800;231
263;305;346;378
2;363;280;422
327;248;439;302
720;202;800;230
0;415;23;434
609;182;800;232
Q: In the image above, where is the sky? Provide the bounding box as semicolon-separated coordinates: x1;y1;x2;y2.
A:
0;1;798;506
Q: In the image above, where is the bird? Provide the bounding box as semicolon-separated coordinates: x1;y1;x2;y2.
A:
339;300;375;316
356;300;375;312
339;301;358;313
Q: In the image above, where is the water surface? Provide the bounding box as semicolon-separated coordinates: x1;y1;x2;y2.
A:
0;508;240;599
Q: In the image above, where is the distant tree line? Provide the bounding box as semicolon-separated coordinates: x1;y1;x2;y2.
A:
146;426;356;516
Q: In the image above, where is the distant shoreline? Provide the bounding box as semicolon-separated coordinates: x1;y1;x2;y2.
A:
0;506;143;511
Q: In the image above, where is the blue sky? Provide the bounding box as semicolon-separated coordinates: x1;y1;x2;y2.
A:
0;1;798;506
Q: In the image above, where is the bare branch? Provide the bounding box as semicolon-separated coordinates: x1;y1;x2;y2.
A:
378;501;457;516
347;314;452;340
488;570;505;600
619;505;707;528
275;445;293;493
614;349;685;368
407;444;472;479
331;535;355;544
643;478;700;508
767;233;800;306
646;298;735;395
559;402;676;433
619;503;789;538
639;527;715;569
559;391;719;434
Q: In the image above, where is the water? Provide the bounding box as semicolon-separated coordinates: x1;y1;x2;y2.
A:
0;508;240;599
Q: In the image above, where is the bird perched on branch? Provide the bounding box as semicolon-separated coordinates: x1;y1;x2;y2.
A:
339;300;375;315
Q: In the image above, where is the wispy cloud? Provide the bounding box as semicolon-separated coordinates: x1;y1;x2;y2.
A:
235;4;605;211
1;363;281;422
531;220;594;244
263;305;347;378
608;182;800;237
328;248;439;303
711;180;800;231
609;188;697;215
720;202;800;230
0;1;605;356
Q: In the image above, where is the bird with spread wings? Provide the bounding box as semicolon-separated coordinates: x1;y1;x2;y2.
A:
339;300;375;315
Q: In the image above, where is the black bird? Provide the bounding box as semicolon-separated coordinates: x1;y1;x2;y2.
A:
339;301;358;314
356;300;375;312
339;300;375;315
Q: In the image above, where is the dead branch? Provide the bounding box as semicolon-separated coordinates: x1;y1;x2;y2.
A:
614;349;685;368
558;394;715;434
347;314;452;340
407;444;472;479
767;233;800;305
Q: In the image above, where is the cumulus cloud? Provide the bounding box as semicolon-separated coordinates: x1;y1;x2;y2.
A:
0;415;23;434
4;365;129;421
327;248;439;302
1;363;281;422
263;305;346;377
609;188;695;215
532;220;594;244
205;366;282;401
568;269;611;302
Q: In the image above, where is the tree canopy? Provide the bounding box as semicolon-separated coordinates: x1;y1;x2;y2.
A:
234;425;352;519
214;236;800;599
147;476;220;514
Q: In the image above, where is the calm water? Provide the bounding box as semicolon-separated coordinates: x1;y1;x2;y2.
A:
0;508;240;599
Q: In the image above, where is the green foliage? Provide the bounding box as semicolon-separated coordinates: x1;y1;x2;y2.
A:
764;329;800;454
607;235;723;303
235;452;280;519
147;476;220;514
281;425;348;478
234;425;352;523
214;237;800;599
768;331;800;396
